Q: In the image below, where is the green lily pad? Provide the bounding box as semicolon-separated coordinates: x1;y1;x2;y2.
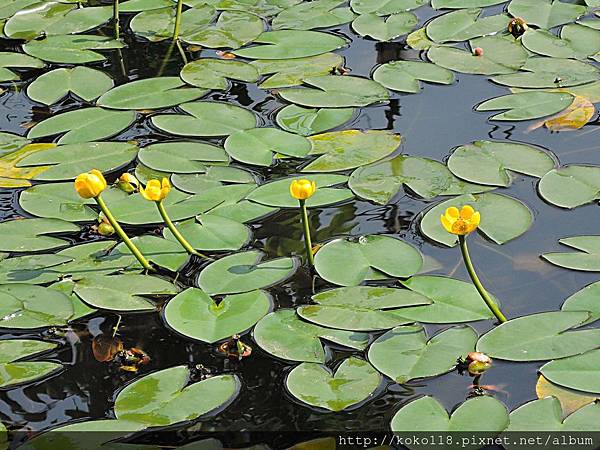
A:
399;275;498;323
369;324;478;383
180;58;259;90
0;52;44;82
431;0;508;7
246;174;352;208
507;0;586;29
287;357;381;412
0;218;78;252
352;12;417;41
373;60;454;93
0;284;75;329
447;140;556;187
540;349;600;394
426;9;509;43
97;77;208;110
279;75;389;108
164;288;271;343
562;281;600;325
224;128;311;166
538;166;600;209
162;215;251;251
198;250;296;295
275;105;354;136
138;141;228;173
251;53;344;89
272;0;356;30
522;26;600;60
0;0;41;20
0;340;62;388
181;11;264;49
114;366;240;425
27;67;114;106
351;0;426;14
428;36;529;75
0;254;72;285
297;286;431;331
129;5;215;43
233;30;347;59
73;274;179;312
542;236;600;272
506;397;600;431
476;311;600;361
349;155;491;205
314;235;423;286
391;396;509;434
23;35;124;64
151;101;257;137
17;141;138;180
114;235;189;272
419;193;533;247
0;132;29;157
171;166;255;193
54;241;137;279
253;309;369;362
303;129;400;172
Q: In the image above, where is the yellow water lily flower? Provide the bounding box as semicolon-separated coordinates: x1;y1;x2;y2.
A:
289;179;316;200
117;172;139;193
74;169;107;199
140;178;171;202
440;205;480;235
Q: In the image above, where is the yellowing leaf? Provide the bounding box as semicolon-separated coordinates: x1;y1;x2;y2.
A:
0;143;55;188
528;95;595;131
536;375;597;416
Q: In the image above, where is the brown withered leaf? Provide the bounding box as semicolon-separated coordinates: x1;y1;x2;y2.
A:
536;375;597;416
92;335;123;362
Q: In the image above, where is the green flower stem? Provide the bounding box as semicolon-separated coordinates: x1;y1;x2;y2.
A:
299;199;314;267
156;201;209;259
113;0;120;39
459;235;507;324
95;195;153;272
173;0;184;41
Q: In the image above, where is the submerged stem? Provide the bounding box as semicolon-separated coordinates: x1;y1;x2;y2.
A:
95;195;153;272
157;201;210;259
459;235;507;323
299;199;314;267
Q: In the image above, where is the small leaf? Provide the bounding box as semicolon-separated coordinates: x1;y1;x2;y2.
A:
476;91;574;121
542;236;600;271
538;166;600;209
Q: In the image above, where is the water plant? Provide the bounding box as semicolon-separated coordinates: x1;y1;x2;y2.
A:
289;178;317;266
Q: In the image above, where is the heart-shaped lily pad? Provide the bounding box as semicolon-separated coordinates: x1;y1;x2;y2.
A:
164;288;271;343
26;67;113;105
113;235;189;272
171;166;255;193
314;235;423;286
507;0;586;29
352;12;417;42
426;9;508;43
538;166;600;208
373;60;454;93
0;254;72;285
114;365;240;426
521;26;600;60
369;324;478;383
351;0;426;14
562;281;600;325
198;250;296;295
0;218;78;252
297;286;431;331
542;236;600;271
540;349;600;394
431;0;508;8
477;91;575;121
0;339;62;388
253;309;370;362
276;105;354;136
224;128;311;166
180;58;259;90
23;35;124;64
506;397;600;432
476;311;600;361
181;11;263;49
233;30;347;59
54;241;137;279
138;141;228;173
272;0;355;31
286;357;381;412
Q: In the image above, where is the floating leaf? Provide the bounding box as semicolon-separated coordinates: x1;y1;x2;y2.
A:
246;174;352;208
151;101;257;137
297;286;431;331
129;5;215;42
233;30;347;59
138;141;227;173
477;91;575;121
253;309;370;363
286;357;381;411
303;130;400;172
172;166;255;193
114;235;189;272
521;26;600;60
23;35;124;64
349;155;491;205
369;325;477;383
26;67;113;106
180;58;259;90
507;0;587;29
447;140;555;187
351;0;426;14
506;397;600;431
0;218;78;252
352;12;417;41
540;349;600;394
273;0;356;31
399;275;498;323
182;11;264;49
0;51;44;82
373;60;454;93
162;215;251;251
562;281;600;325
419;193;533;247
54;241;136;279
476;311;600;361
73;274;179;312
406;27;435;50
114;366;239;425
276;105;354;136
391;396;509;433
314;235;423;286
164;288;271;343
426;9;509;43
0;254;72;285
542;96;595;131
431;0;508;7
224;128;311;166
198;250;296;295
0;340;61;388
0;132;29;157
542;236;600;272
0;0;41;20
538;166;600;208
279;75;389;108
536;376;597;417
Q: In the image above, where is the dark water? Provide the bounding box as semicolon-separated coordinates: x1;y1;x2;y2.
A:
1;3;599;449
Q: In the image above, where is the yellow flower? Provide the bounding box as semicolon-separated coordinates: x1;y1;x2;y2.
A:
140;178;171;202
289;179;316;200
117;173;139;193
440;205;480;235
74;169;107;199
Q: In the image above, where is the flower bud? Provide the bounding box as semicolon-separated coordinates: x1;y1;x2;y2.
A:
117;173;139;193
467;352;492;365
140;178;171;202
97;222;115;236
289;179;317;200
473;47;484;57
468;360;492;376
74;169;107;199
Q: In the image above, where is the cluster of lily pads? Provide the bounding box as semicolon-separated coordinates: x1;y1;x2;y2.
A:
0;0;600;446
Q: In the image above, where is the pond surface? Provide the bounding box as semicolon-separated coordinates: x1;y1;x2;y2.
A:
0;0;599;448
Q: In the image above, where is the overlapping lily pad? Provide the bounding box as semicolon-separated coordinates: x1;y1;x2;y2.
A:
0;254;73;285
521;26;600;60
0;143;58;188
431;0;508;7
538;166;600;208
352;12;417;41
182;11;264;49
224;128;311;166
171;166;255;193
373;60;454;93
542;236;600;272
506;397;600;431
507;0;587;29
180;58;259;90
233;30;347;59
0;218;78;252
163;215;251;251
540;349;600;394
138;141;228;173
276;105;354;135
27;67;114;105
273;0;356;30
561;281;600;325
114;235;189;272
0;52;44;82
129;4;215;42
250;53;344;88
477;91;575;121
351;0;426;14
23;35;124;64
0;340;61;388
426;9;508;43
